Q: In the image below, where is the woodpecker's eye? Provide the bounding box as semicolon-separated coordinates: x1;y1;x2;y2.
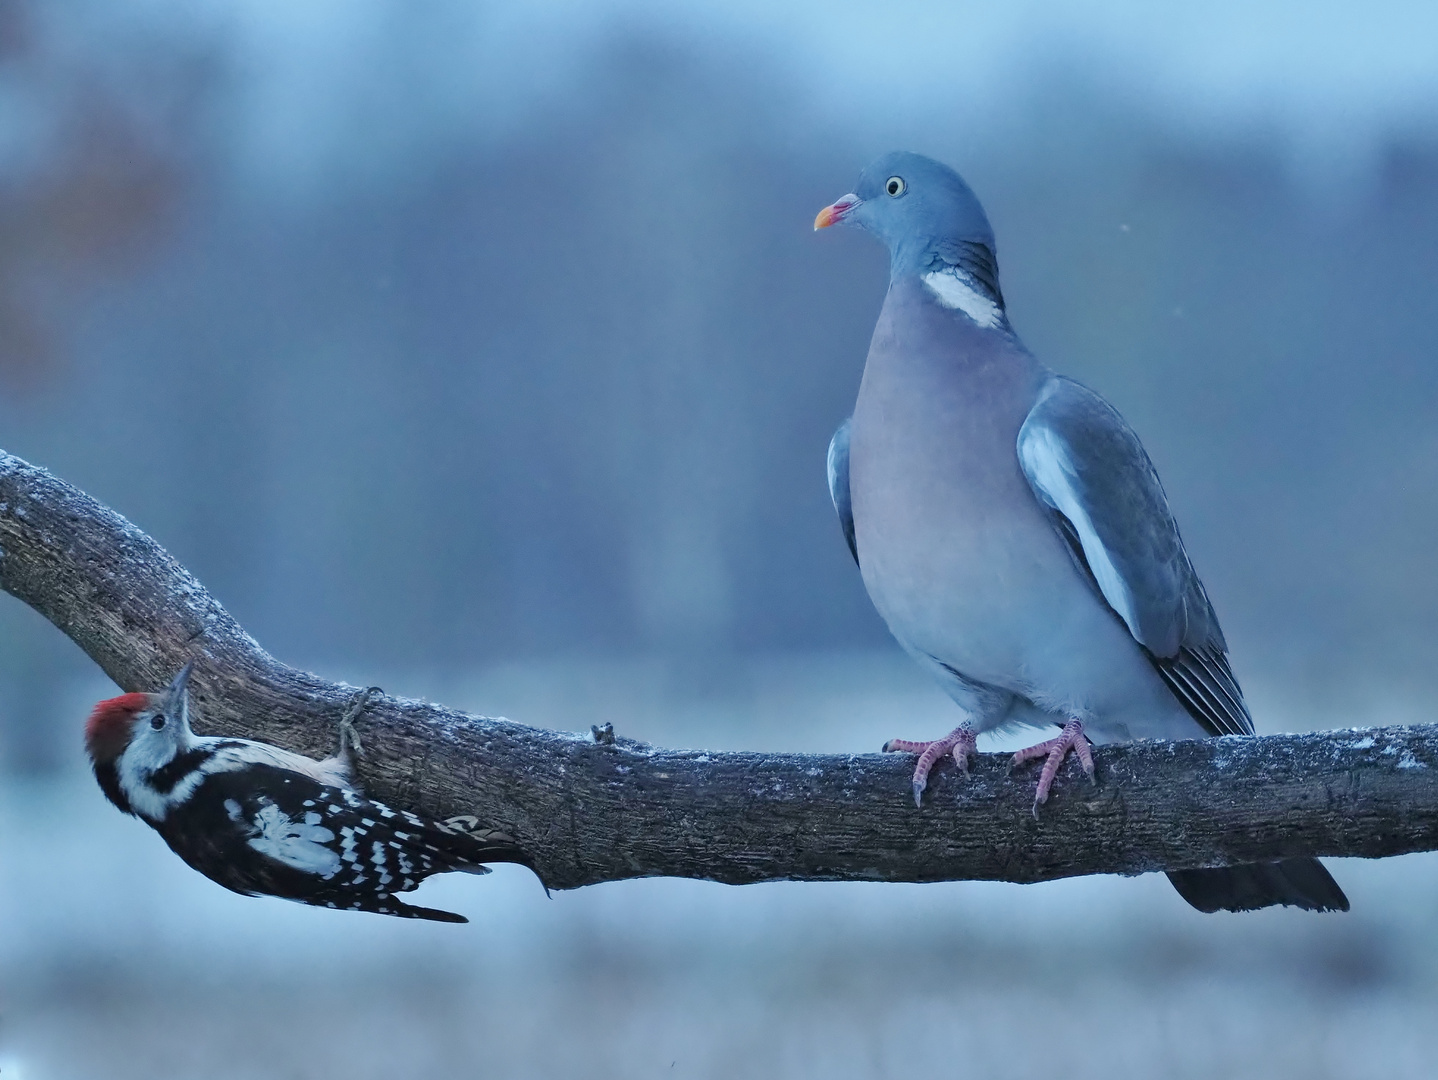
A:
150;714;166;730
885;176;905;197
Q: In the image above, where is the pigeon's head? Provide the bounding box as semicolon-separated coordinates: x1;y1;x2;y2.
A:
815;151;997;279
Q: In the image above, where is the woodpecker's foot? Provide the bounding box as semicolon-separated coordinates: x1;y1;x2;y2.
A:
1009;719;1094;816
338;686;384;762
882;725;977;807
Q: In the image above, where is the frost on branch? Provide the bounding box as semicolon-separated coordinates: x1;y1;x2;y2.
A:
3;447;1437;892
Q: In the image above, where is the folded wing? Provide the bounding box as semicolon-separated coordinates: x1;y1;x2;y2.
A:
828;417;859;566
1016;376;1252;738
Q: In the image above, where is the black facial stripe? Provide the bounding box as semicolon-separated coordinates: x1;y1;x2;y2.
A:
148;747;218;795
93;761;133;816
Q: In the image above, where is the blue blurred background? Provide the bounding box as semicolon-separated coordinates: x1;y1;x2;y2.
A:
2;1;1438;1076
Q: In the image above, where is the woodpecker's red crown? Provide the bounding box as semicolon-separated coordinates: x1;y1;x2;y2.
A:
84;693;155;765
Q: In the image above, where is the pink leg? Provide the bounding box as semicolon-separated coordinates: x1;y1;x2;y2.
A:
1009;719;1095;814
882;726;977;807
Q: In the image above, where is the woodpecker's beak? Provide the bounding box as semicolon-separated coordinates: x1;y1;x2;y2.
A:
162;661;195;726
814;193;861;230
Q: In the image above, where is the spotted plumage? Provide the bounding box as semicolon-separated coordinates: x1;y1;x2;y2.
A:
85;664;533;923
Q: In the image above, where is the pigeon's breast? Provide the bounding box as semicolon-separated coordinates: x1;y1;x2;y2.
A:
848;284;1123;694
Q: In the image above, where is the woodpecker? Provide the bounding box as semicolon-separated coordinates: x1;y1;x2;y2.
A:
84;663;533;923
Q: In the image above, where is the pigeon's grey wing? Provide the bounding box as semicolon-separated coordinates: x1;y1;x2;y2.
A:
1017;376;1253;738
828;418;859;566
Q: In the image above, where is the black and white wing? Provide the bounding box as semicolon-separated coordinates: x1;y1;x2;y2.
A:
1016;376;1253;738
160;765;531;922
828;417;858;566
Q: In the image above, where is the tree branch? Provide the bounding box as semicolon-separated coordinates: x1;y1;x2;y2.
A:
2;447;1435;892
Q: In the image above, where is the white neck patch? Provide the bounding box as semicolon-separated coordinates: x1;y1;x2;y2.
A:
921;267;1004;330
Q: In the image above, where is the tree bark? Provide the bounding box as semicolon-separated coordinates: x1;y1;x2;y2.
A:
1;447;1434;892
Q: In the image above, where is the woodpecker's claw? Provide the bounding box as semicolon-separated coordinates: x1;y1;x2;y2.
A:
338;686;384;761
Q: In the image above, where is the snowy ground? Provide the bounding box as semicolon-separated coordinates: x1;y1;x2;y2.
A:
2;651;1435;1080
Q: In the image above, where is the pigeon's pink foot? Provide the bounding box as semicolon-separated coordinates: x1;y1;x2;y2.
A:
1009;719;1095;815
882;726;977;807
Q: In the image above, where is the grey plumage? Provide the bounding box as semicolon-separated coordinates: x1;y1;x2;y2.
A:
827;418;857;566
817;151;1346;914
1017;376;1253;739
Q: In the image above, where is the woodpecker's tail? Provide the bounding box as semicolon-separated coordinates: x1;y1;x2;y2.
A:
431;817;546;891
450;842;537;876
371;835;540;922
1166;858;1348;913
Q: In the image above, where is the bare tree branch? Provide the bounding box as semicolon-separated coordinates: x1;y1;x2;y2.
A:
1;446;1435;893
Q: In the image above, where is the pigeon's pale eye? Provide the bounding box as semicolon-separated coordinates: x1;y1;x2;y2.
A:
150;714;166;730
885;176;905;197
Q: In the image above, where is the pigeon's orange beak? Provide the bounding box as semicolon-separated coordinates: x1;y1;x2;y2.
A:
814;193;861;230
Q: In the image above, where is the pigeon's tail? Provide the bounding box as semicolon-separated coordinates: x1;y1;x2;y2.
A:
1166;858;1349;913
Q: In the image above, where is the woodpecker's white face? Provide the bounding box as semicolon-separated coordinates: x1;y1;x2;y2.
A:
119;683;194;770
87;663;201;821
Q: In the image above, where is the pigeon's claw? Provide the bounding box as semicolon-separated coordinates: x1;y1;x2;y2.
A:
882;726;977;807
1009;719;1093;815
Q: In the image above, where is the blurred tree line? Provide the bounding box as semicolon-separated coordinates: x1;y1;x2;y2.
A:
1;1;1436;770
